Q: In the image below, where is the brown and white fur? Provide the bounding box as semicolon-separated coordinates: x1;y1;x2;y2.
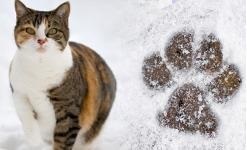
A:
9;1;116;150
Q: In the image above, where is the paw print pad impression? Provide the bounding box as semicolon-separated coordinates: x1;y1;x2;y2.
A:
158;84;217;136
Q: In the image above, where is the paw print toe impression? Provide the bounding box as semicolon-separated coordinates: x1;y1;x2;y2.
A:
142;52;172;89
195;34;223;73
142;31;242;137
208;64;241;103
165;32;193;70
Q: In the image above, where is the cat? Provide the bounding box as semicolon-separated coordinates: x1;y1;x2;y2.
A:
9;0;116;150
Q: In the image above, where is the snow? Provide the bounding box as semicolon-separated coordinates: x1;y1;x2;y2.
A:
0;0;245;150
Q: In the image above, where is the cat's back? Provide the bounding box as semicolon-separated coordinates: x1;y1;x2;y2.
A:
69;41;110;69
69;41;116;95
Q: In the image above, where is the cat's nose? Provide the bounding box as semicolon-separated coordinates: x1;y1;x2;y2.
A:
37;38;47;45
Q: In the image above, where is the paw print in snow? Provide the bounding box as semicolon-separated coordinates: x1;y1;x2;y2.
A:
142;31;242;136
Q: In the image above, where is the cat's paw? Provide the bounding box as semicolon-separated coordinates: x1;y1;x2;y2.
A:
25;136;46;149
27;143;52;150
39;127;53;145
26;133;52;150
41;144;53;150
142;30;242;137
24;126;45;147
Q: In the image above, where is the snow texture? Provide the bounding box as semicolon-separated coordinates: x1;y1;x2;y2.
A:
0;0;245;150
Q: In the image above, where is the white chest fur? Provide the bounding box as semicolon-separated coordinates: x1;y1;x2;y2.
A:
10;45;73;94
10;45;73;147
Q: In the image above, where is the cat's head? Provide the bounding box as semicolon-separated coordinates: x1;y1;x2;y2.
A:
14;0;70;52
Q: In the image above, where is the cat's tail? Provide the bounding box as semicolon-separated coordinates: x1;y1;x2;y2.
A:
83;90;115;143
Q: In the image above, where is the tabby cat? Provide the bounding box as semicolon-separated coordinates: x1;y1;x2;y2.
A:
9;0;116;150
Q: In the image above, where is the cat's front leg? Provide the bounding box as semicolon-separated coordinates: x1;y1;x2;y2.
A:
13;92;46;147
29;93;56;145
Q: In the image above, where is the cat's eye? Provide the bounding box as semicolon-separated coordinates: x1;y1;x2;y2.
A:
48;28;57;35
25;27;35;35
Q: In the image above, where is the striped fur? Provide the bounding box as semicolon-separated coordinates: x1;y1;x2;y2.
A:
49;42;116;149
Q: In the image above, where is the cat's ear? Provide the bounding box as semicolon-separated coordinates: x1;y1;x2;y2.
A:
15;0;29;18
55;2;70;18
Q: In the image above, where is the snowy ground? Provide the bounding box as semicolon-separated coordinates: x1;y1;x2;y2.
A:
0;0;245;150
